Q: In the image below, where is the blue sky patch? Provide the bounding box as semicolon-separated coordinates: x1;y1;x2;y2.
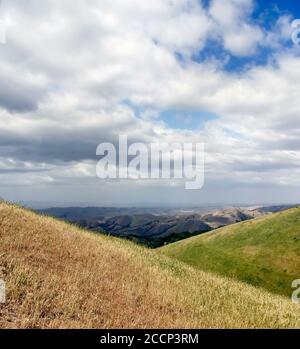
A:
191;0;300;73
159;109;217;130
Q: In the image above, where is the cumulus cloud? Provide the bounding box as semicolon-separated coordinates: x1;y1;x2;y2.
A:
0;0;299;204
209;0;264;56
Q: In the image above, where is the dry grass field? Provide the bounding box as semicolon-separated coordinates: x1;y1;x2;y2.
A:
0;202;299;329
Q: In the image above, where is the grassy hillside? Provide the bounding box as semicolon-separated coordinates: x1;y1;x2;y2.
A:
160;207;300;298
0;202;299;329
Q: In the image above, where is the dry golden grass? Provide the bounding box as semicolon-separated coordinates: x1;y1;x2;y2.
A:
0;202;299;329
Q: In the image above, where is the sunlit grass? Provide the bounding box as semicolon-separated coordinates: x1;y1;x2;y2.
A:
160;208;300;297
0;202;299;329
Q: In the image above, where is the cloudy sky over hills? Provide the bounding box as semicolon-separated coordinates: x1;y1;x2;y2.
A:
0;0;300;206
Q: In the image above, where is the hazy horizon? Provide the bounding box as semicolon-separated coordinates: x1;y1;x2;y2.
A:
11;199;300;210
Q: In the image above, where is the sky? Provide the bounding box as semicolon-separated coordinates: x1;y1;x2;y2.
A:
0;0;300;206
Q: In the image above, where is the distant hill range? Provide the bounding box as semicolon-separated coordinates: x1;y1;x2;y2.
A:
38;204;298;247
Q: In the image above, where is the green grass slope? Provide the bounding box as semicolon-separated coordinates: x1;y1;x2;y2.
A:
160;207;300;298
0;202;299;328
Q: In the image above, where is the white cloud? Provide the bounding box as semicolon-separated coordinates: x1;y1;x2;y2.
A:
0;0;300;204
209;0;264;56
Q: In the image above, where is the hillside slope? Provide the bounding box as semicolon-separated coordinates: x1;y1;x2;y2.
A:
160;207;300;298
38;205;294;247
0;202;299;329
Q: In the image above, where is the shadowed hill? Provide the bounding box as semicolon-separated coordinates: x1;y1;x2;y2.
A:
160;207;300;297
0;202;299;329
37;205;296;247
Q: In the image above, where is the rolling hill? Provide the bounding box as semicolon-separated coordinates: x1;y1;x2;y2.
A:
0;202;299;329
37;205;296;247
160;207;300;298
